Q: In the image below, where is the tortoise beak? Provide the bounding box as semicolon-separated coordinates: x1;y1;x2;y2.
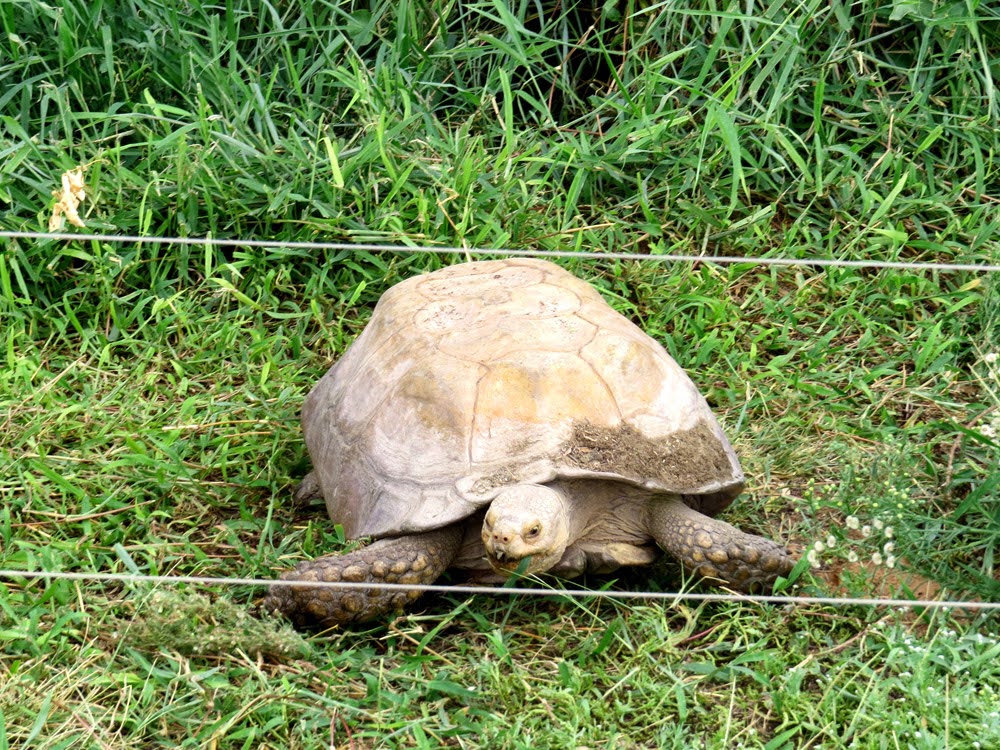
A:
486;543;526;572
490;544;515;568
488;549;532;576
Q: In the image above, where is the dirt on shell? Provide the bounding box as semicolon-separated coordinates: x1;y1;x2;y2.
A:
466;420;738;502
469;466;521;496
561;420;735;490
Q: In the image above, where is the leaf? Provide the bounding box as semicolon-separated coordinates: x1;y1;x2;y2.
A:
869;173;908;226
764;727;801;749
888;0;930;21
322;137;345;189
425;679;478;701
48;167;87;230
24;692;52;746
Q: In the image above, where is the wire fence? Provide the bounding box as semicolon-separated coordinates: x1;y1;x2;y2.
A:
4;229;998;615
3;569;998;612
3;230;1000;273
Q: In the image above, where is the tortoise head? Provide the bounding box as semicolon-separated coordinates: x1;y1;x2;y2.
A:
481;484;571;576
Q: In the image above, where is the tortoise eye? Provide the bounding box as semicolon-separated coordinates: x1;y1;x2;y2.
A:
526;524;541;538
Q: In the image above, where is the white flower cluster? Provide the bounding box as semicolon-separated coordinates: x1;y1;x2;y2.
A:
979;416;1000;441
975;352;999;439
807;515;896;569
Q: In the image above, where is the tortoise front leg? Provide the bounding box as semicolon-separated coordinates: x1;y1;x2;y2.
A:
263;524;464;627
646;497;793;591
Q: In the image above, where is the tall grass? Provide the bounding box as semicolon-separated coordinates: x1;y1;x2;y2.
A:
3;2;997;297
2;1;999;747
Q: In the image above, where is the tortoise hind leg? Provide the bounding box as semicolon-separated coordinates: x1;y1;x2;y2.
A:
263;524;464;627
646;497;793;591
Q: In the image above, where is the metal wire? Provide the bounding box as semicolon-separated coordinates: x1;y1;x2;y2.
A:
2;230;995;614
2;569;996;612
3;230;999;273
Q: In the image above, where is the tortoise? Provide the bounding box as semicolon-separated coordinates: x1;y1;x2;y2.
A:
264;258;793;627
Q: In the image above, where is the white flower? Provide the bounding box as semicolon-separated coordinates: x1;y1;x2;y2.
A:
984;352;998;364
873;518;884;531
813;540;826;553
826;535;837;548
871;552;884;565
807;549;822;568
884;542;895;554
862;525;873;538
884;526;894;539
847;551;859;563
886;555;896;569
846;516;860;530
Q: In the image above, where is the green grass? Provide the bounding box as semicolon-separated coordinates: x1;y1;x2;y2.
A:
2;0;1000;747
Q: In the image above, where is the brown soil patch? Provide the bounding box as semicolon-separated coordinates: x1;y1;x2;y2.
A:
818;558;944;601
561;420;737;490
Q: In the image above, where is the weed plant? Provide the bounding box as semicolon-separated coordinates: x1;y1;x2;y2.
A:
2;0;999;747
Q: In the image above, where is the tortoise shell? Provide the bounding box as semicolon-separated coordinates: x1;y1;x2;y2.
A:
302;258;743;539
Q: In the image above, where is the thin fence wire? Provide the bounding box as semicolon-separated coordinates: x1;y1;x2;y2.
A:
3;230;1000;273
3;230;996;614
2;569;997;613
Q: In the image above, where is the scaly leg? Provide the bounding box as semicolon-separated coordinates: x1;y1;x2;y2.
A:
647;496;793;591
263;524;464;627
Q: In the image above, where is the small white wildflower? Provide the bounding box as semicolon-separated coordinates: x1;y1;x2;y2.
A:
847;550;859;563
807;549;822;568
846;516;860;530
884;542;895;554
813;540;826;553
884;526;894;539
985;352;998;364
983;424;997;439
862;525;873;538
873;518;884;531
872;552;884;565
826;535;837;548
886;555;896;569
